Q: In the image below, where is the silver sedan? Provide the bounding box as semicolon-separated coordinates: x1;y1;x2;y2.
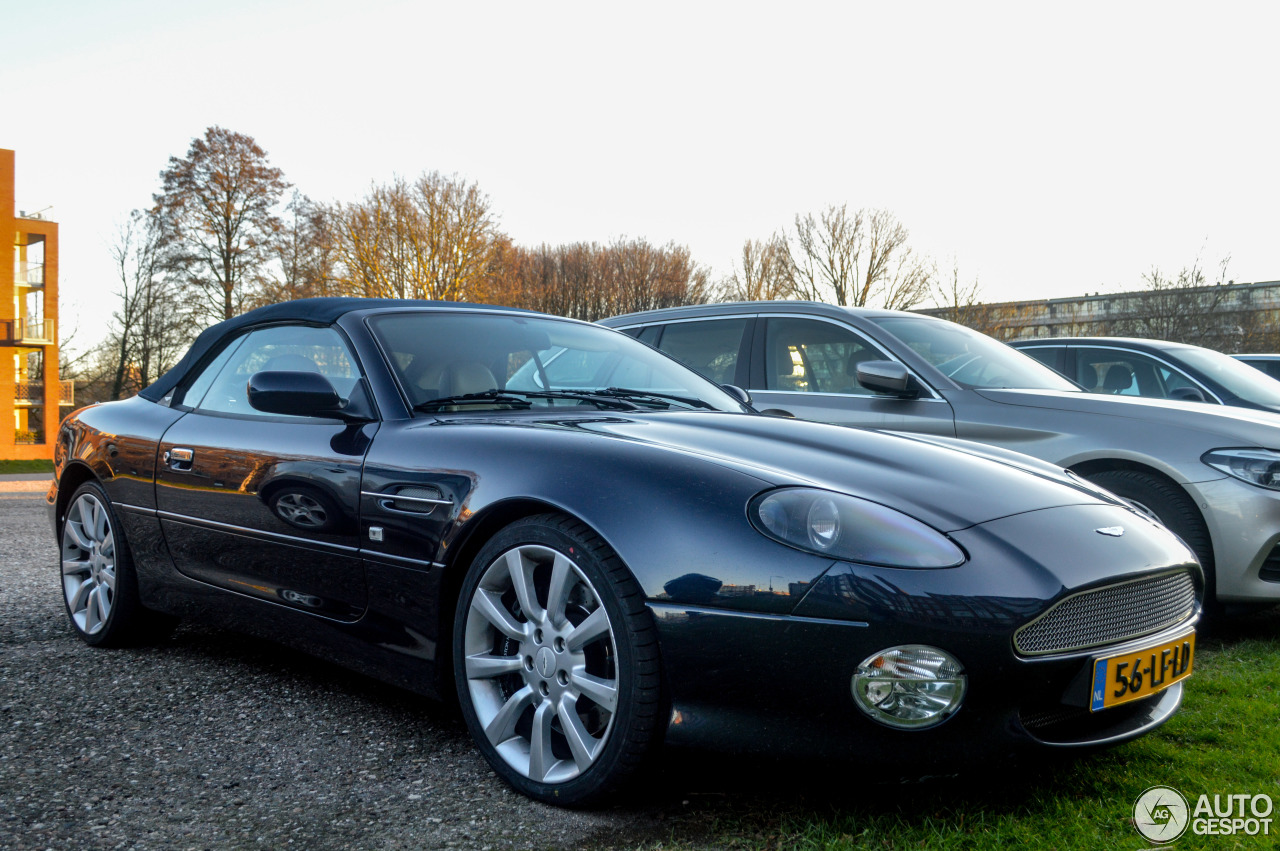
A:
602;301;1280;607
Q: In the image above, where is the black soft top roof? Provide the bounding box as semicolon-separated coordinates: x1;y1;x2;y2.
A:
138;297;533;402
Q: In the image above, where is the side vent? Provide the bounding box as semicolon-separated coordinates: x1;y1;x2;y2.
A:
363;486;453;516
390;486;445;514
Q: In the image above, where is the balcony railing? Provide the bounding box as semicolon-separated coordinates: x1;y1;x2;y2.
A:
14;429;44;445
13;382;42;404
1;318;55;345
15;262;44;286
11;380;73;406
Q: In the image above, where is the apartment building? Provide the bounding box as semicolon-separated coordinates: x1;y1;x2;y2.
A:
2;148;72;460
921;279;1280;350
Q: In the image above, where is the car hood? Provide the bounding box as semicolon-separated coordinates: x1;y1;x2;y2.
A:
470;411;1116;532
974;388;1280;445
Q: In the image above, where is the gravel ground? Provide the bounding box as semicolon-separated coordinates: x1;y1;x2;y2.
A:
0;493;751;851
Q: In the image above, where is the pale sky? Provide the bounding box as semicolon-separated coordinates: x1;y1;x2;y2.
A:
4;0;1279;353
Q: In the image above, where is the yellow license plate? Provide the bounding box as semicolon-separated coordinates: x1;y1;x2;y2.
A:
1090;631;1195;712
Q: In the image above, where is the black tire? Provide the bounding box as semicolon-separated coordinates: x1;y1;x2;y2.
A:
452;514;663;806
59;481;177;647
1084;470;1217;604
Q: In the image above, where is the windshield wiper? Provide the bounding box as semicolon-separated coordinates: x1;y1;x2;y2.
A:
514;390;639;410
415;389;639;413
599;387;718;411
414;390;533;412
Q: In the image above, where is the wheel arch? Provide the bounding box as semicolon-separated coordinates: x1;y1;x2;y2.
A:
1068;457;1215;574
1069;456;1193;499
54;461;99;535
435;497;603;693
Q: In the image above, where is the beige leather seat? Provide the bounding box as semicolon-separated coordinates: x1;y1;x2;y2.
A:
415;361;499;401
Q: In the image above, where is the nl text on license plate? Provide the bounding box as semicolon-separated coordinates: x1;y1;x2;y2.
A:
1090;631;1195;712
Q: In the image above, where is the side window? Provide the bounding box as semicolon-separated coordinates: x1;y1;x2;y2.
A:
1076;347;1196;399
764;318;889;395
656;319;748;385
195;325;360;417
1019;346;1060;370
1158;366;1199;395
635;325;662;346
178;335;246;409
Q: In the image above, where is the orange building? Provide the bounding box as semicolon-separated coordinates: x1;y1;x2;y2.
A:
2;148;72;460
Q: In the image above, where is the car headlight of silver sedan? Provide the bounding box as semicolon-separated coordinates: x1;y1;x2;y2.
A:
748;487;965;568
1202;448;1280;490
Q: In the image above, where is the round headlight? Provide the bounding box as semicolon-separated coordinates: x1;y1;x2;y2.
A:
852;645;967;729
748;488;966;568
807;497;841;550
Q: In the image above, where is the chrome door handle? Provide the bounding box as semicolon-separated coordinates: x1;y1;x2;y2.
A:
164;447;195;469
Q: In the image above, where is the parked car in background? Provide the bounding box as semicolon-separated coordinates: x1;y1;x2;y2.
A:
1010;337;1280;414
1234;353;1280;382
601;301;1280;609
50;298;1203;806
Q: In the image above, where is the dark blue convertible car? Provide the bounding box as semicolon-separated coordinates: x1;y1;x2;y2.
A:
50;298;1200;805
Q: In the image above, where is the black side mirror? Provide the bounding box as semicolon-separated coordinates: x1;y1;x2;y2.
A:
721;384;752;406
856;361;919;398
248;371;346;418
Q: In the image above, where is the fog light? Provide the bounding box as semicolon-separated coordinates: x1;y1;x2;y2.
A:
852;645;966;729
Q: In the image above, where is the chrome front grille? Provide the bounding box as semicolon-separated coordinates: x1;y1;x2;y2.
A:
1014;570;1196;657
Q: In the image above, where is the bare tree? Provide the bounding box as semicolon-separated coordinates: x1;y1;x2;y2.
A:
1112;258;1233;347
415;171;499;299
487;238;710;321
95;211;192;401
923;259;1013;339
259;192;336;304
722;234;794;301
786;205;931;309
326;172;498;301
866;210;932;310
153;126;290;321
788;204;862;305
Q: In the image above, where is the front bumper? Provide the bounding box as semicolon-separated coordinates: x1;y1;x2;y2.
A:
1188;477;1280;602
647;503;1201;766
648;605;1192;766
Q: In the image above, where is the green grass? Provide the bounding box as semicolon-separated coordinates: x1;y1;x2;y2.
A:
0;459;53;474
648;608;1280;851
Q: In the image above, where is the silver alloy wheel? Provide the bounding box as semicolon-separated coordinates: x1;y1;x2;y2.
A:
61;493;116;635
462;544;619;785
274;492;328;527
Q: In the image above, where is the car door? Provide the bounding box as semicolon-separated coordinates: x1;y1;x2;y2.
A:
154;323;377;621
746;315;957;434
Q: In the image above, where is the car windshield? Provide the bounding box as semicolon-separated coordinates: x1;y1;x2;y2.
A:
868;315;1081;391
369;311;745;413
1173;347;1280;407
